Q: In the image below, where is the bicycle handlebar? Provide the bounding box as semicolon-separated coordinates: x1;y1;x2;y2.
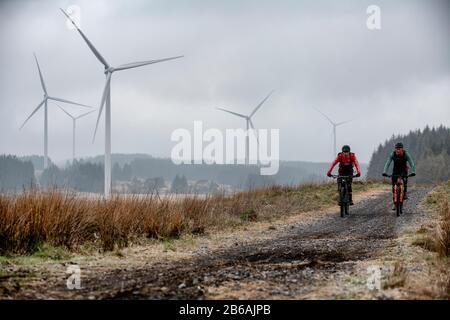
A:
384;173;415;178
329;174;359;179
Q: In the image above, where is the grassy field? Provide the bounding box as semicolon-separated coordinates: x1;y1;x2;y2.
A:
0;181;384;255
416;181;450;297
422;181;450;257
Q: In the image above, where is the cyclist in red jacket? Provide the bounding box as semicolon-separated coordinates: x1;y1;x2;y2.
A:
327;145;361;205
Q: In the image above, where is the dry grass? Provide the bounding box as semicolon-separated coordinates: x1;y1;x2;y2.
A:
424;181;450;257
0;181;381;255
383;262;408;290
420;181;450;298
436;200;450;257
0;191;211;253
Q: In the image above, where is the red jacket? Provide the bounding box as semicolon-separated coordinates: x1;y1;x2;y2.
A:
327;152;361;176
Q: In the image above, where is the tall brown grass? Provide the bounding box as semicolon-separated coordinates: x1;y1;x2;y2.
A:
424;182;450;257
0;182;377;254
433;196;450;298
421;182;450;298
436;200;450;257
0;191;212;253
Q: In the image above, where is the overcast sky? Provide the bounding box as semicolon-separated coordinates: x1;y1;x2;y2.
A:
0;0;449;164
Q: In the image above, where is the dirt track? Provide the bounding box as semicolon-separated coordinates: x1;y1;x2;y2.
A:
6;187;429;300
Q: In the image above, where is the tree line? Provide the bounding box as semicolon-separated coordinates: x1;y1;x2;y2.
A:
367;125;450;183
40;161;104;192
0;155;35;192
100;157;330;187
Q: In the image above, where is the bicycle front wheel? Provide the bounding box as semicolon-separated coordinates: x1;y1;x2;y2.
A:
339;185;346;218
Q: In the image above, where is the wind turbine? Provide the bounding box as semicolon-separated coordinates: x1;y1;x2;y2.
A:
56;104;96;164
20;53;92;169
60;9;183;198
217;91;274;165
313;107;353;156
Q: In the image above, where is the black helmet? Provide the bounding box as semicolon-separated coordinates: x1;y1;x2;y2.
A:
342;145;351;152
395;142;404;149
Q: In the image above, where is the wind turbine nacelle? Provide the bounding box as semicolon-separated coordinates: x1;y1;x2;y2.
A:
104;67;115;75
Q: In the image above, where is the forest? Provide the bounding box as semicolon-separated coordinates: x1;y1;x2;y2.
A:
0;155;35;191
367;125;450;183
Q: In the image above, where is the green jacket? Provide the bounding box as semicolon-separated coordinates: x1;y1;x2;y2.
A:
383;150;416;175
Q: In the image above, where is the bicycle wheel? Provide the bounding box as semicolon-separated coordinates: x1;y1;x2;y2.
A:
396;189;401;217
400;185;404;214
339;185;345;218
344;183;350;215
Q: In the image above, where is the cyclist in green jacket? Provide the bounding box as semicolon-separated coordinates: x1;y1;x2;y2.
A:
382;142;416;199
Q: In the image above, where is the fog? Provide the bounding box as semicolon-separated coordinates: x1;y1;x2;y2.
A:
0;0;449;164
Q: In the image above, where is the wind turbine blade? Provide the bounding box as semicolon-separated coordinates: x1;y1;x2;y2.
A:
76;109;96;120
216;107;247;118
20;99;46;129
313;107;335;125
335;119;354;126
250;90;274;118
48;96;92;108
60;8;110;69
54;103;75;119
33;53;47;94
93;73;111;142
114;56;184;72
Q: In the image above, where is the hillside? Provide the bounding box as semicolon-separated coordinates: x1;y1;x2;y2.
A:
80;155;367;188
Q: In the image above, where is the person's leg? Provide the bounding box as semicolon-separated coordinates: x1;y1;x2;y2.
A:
348;178;354;205
403;176;408;199
391;176;396;210
337;178;342;204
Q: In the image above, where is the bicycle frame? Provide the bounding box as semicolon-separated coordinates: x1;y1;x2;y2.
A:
393;176;404;205
386;174;409;216
330;174;358;217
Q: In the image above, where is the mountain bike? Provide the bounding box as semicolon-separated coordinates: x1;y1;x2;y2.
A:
384;173;414;217
330;174;358;218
